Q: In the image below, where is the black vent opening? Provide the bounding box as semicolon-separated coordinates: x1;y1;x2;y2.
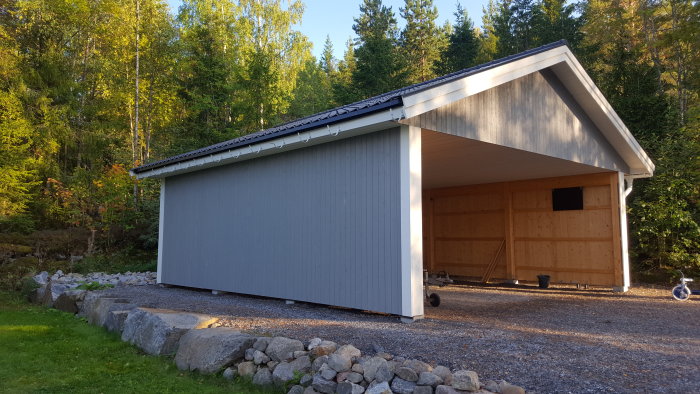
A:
552;187;583;211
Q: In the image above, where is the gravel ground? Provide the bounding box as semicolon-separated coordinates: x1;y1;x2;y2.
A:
102;283;700;393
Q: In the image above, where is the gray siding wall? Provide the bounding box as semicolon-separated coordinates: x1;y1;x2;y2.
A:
403;70;630;173
161;128;404;315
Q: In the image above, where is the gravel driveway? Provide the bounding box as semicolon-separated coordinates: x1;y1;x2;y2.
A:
102;283;700;393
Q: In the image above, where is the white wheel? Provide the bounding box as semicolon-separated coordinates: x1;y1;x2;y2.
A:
672;284;691;301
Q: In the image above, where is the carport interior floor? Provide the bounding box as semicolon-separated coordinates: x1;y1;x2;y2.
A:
101;283;700;393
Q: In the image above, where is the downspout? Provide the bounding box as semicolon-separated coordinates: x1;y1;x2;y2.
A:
623;176;634;198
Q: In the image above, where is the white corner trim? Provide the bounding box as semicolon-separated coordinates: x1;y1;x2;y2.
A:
618;172;631;289
399;125;424;318
133;109;403;179
157;179;165;283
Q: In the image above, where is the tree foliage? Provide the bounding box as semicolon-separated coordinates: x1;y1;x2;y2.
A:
0;0;697;277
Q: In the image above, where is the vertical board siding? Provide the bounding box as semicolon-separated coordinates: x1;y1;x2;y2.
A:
161;128;403;315
402;70;630;174
424;173;620;286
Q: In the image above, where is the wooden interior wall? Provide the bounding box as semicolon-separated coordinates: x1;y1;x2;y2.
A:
423;173;622;287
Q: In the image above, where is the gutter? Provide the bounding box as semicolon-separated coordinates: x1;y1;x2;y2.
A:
131;105;406;179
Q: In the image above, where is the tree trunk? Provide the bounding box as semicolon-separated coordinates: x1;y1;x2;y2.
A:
132;0;141;206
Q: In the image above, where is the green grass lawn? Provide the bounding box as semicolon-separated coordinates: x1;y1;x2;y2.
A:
0;291;275;393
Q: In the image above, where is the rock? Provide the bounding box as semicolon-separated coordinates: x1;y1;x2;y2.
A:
335;345;361;361
310;342;337;358
337;381;366;394
432;366;453;386
253;349;271;365
374;364;394;383
351;363;364;374
362;357;388;382
376;352;393;360
336;372;350;383
121;308;218;356
267;361;279;370
300;373;313;386
499;383;526;394
267;337;305;362
272;356;312;386
396;366;419;382
319;364;337;380
223;367;237;380
33;271;49;286
294;350;309;359
371;343;385;354
436;385;461;394
403;359;432;374
391;377;417;394
311;374;337;394
87;297;135;327
311;355;329;372
307;338;322;350
482;381;500;393
253;367;273;386
245;347;256;361
304;387;320;394
346;372;364;384
41;280;69;307
417;372;443;387
174;328;255;374
288;385;305;394
394;356;407;363
253;337;271;352
414;386;434;394
387;361;399;373
238;361;257;377
104;310;131;333
366;381;392;394
452;370;480;392
327;353;352;372
53;289;87;314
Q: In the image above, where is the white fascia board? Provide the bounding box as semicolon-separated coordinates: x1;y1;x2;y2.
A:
133;108;404;179
556;51;655;177
401;45;654;178
401;45;571;118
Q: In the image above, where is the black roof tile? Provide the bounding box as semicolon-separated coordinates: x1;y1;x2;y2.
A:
132;40;568;174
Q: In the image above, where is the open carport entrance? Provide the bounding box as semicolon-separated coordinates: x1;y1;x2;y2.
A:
420;128;626;289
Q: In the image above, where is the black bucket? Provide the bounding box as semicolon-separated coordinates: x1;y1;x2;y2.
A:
537;275;551;289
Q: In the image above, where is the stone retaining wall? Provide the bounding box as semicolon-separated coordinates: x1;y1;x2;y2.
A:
28;272;526;394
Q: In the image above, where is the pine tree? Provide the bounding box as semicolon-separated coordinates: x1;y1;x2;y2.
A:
351;0;406;98
333;38;359;105
400;0;442;83
287;58;333;119
477;0;499;63
438;3;480;74
320;36;336;76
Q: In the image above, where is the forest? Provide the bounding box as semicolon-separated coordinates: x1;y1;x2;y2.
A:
0;0;698;283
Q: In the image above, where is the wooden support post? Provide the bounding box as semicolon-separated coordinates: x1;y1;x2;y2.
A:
429;196;435;272
504;183;516;281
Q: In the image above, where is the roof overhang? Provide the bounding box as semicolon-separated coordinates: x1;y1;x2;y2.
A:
131;107;404;179
400;45;654;177
132;42;654;180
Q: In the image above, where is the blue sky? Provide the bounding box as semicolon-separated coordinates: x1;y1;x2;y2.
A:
165;0;489;59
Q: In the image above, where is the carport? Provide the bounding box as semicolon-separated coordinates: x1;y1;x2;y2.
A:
410;65;639;289
131;41;654;320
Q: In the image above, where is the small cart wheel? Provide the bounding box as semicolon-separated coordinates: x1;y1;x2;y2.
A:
428;293;441;307
672;284;691;301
